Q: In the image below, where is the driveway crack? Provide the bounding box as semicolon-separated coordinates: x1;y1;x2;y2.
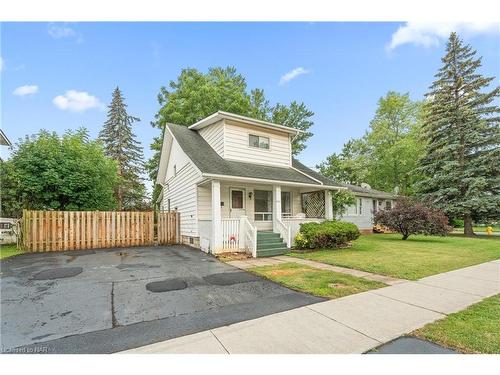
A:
111;282;118;328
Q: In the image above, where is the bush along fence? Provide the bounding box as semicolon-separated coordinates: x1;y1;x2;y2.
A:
21;210;179;252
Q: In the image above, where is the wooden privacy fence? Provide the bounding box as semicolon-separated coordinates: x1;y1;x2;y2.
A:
157;211;179;245
21;210;179;252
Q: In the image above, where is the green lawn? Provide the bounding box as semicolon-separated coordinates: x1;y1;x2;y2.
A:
413;294;500;354
452;226;500;235
249;262;385;299
290;234;500;280
0;244;23;260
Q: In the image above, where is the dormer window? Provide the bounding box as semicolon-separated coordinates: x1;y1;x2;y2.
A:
249;134;269;150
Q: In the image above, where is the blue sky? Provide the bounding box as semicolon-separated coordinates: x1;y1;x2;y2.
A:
1;22;499;176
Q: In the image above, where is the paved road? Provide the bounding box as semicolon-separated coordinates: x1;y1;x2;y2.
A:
122;259;500;354
0;246;322;353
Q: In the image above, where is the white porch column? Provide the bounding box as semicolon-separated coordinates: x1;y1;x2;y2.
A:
273;185;282;231
211;180;222;252
239;216;246;250
325;190;334;220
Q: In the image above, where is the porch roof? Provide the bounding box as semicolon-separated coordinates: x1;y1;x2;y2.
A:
168;123;339;187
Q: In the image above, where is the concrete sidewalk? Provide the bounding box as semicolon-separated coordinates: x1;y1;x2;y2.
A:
121;260;499;354
227;255;406;285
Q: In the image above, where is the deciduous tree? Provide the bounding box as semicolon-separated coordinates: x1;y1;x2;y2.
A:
1;129;118;216
374;198;451;240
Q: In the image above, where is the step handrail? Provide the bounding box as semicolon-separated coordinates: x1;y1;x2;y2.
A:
275;217;291;249
242;216;257;258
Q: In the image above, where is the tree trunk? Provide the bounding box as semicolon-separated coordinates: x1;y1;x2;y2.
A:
464;215;474;237
402;233;409;240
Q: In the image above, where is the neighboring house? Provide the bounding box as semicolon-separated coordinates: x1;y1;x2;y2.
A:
340;183;396;230
156;111;395;257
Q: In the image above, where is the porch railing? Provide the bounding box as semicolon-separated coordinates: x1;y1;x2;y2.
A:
275;218;291;249
221;218;240;250
241;216;257;257
221;217;257;257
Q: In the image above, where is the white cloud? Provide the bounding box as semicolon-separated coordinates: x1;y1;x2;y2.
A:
53;90;103;112
279;67;310;85
387;21;500;51
47;23;84;43
13;85;39;97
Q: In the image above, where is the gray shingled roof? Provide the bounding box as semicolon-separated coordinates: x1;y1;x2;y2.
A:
292;158;395;199
168;124;326;185
168;123;395;199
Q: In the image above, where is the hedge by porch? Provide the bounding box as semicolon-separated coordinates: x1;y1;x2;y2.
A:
294;220;360;249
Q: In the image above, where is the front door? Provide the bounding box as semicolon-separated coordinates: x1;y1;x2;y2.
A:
229;188;246;218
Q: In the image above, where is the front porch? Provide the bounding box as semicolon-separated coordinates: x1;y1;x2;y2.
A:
197;179;335;257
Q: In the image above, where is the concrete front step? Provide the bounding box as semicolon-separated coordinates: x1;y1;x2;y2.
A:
257;241;285;249
256;248;288;257
256;231;287;257
257;232;281;239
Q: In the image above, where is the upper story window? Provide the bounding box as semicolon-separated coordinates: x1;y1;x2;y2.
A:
249;134;270;150
385;200;392;210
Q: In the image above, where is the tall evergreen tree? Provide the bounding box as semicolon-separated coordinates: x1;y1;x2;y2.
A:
417;32;500;236
99;87;147;210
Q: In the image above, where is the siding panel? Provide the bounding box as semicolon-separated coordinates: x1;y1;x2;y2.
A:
199;120;224;157
164;162;201;237
223;120;291;167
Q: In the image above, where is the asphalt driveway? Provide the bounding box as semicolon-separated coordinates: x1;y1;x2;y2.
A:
1;245;322;353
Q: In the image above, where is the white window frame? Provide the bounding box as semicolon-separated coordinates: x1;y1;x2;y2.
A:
248;134;270;150
230;188;245;210
281;191;292;217
254;189;273;221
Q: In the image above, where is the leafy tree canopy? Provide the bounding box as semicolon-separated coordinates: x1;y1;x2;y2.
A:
318;92;424;195
1;129;118;217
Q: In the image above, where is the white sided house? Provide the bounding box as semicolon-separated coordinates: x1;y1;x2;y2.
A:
156;111;395;257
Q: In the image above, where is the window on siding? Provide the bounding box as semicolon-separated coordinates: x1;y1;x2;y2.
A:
372;199;377;213
231;189;244;209
249;134;270;149
358;198;363;215
385;200;392;210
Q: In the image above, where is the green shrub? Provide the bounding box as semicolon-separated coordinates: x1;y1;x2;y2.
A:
294;220;360;249
451;218;464;228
